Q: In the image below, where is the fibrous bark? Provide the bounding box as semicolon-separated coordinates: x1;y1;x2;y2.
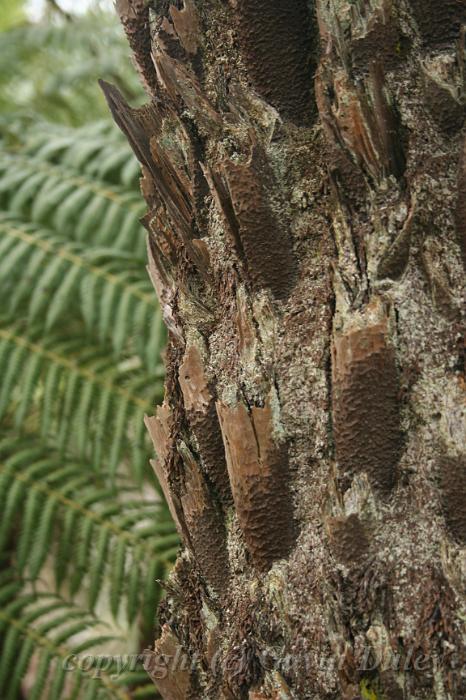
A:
103;1;466;698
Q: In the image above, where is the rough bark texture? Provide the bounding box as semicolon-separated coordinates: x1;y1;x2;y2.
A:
104;1;466;698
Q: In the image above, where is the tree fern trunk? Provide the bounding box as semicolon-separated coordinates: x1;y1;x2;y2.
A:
103;1;465;698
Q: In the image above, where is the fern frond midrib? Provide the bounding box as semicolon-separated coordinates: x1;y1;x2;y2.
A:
0;326;150;410
0;150;142;213
0;220;156;306
0;460;173;560
0;608;131;700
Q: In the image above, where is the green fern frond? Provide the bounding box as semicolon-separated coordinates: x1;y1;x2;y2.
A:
0;578;144;700
0;214;165;370
0;317;164;480
0;7;171;699
24;121;141;187
0;148;146;257
0;434;178;616
0;10;142;126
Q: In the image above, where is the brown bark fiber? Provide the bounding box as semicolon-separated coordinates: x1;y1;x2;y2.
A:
104;1;466;698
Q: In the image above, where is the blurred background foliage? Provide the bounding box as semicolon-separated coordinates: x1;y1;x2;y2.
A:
0;1;175;698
